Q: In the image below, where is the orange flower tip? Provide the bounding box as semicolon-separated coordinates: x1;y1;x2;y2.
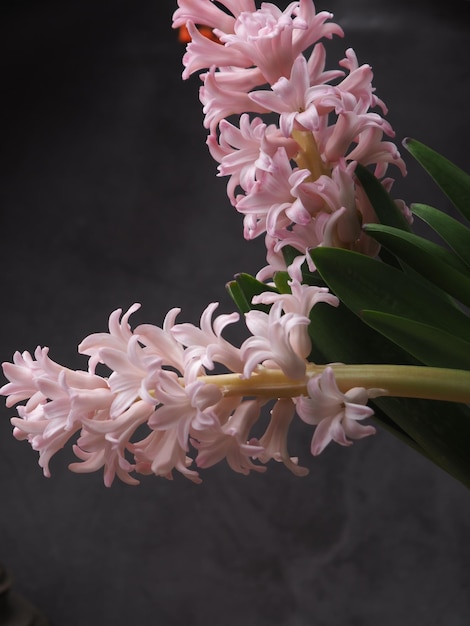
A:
178;25;220;44
178;25;191;43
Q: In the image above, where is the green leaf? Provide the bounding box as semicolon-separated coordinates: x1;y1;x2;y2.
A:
403;138;470;222
355;163;412;232
309;302;470;488
309;302;419;367
281;245;302;267
373;395;470;489
364;223;470;307
226;279;251;314
361;310;470;369
273;271;291;294
226;273;277;315
299;269;328;288
309;301;423;446
364;223;469;272
310;247;470;343
412;203;470;270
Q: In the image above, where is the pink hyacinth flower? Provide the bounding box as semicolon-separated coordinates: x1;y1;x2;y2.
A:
2;349;114;478
258;398;309;476
296;367;377;455
242;301;310;380
218;1;343;85
252;280;339;359
170;301;244;380
192;399;265;474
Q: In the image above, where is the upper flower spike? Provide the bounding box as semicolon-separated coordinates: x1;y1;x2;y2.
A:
174;0;408;281
174;1;343;84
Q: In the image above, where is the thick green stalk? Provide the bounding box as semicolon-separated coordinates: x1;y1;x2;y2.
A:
199;364;470;403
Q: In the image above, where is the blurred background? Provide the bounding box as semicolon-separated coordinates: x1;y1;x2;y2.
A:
1;1;470;624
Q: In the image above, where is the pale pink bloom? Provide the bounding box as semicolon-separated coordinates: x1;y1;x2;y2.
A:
13;403;83;479
248;52;345;138
220;0;257;14
252;280;338;358
98;335;162;418
312;104;406;180
305;161;380;254
79;303;141;373
172;0;251;33
134;307;186;373
202;64;265;94
255;233;290;282
266;218;325;278
323;109;394;164
296;367;377;455
180;22;250;80
306;41;344;87
208;114;273;202
219;1;342;84
192;399;265;474
170;302;244;380
253;221;320;284
79;304;200;417
37;371;112;431
249;54;324;136
208;114;299;205
150;372;222;450
288;168;327;219
321;206;357;249
286;165;351;228
2;347;111;429
79;304;181;417
71;429;136;487
131;425;202;484
235;146;295;239
299;160;356;214
253;154;399;268
70;399;155;487
302;49;387;124
258;398;309;476
268;158;386;271
1;346;105;408
297;160;364;249
347;126;407;178
200;65;269;131
1;348;53;409
198;395;243;429
4;355;114;478
338;48;386;113
242;301;310;379
291;0;344;56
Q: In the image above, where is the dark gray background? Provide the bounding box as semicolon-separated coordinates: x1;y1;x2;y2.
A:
1;1;470;624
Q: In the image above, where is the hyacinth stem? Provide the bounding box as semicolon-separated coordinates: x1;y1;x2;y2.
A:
199;364;470;404
292;129;330;180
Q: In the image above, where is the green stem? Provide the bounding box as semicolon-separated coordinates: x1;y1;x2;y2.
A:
199;364;470;403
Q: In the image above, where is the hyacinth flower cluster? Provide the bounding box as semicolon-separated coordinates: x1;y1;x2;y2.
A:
173;0;408;280
2;289;386;485
3;0;470;488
